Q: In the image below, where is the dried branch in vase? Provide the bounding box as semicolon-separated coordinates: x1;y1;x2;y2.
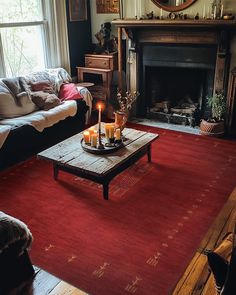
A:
116;89;140;113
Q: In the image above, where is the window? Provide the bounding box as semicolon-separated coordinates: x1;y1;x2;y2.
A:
0;0;70;78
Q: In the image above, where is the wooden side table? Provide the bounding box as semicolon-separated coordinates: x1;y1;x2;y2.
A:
77;53;118;111
77;66;113;105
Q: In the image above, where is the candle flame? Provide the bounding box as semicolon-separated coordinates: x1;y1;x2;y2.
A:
96;102;104;110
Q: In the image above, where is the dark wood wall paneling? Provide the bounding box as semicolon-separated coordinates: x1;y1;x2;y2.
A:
66;0;93;77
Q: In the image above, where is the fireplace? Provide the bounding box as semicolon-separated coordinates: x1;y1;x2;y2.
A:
112;19;236;130
140;44;217;126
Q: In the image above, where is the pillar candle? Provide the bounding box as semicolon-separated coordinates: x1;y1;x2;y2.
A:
109;125;115;139
91;133;98;147
83;131;90;144
105;123;111;138
88;126;95;136
115;128;121;140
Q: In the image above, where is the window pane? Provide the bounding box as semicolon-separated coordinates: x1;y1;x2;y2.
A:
0;0;43;23
1;25;46;77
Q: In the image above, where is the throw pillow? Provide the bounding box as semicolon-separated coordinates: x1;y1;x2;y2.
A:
59;83;83;101
31;91;60;110
30;80;55;94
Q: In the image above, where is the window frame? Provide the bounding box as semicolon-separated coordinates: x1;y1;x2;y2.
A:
0;0;70;78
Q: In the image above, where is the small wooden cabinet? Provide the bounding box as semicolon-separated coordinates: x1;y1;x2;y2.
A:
85;53;117;70
77;52;118;111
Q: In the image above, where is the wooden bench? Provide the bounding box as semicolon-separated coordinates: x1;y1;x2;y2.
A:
172;187;236;295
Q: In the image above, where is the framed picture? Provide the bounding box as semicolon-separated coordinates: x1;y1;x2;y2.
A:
96;0;120;14
69;0;87;21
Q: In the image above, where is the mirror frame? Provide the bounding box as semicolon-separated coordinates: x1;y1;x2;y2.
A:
151;0;196;12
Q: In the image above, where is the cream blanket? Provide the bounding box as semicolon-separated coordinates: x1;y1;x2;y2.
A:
77;86;93;124
0;100;77;132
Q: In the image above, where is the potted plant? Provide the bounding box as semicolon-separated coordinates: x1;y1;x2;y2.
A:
200;92;227;137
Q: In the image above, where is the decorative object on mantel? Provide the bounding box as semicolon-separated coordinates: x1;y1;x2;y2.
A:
151;0;196;12
96;0;120;14
94;22;118;53
200;92;226;137
223;14;235;20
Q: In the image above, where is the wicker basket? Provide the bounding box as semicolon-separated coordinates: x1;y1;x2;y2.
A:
199;119;225;137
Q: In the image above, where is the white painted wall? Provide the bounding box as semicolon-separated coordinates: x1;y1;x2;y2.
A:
90;0;236;70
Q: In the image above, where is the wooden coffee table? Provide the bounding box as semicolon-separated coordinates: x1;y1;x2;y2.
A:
38;124;159;200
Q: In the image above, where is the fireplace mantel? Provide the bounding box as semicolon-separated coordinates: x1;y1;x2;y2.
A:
112;19;236;29
113;19;236;89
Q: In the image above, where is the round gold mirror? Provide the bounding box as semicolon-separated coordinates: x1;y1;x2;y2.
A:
151;0;196;12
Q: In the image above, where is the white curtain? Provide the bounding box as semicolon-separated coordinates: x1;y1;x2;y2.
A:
43;0;71;74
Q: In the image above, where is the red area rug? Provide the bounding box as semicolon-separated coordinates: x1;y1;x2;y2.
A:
1;124;236;295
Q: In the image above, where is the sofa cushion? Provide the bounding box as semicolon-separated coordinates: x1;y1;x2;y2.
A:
59;83;83;101
31;91;61;110
0;82;38;118
30;80;55;94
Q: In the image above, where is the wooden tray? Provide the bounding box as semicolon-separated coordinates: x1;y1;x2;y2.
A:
81;138;123;155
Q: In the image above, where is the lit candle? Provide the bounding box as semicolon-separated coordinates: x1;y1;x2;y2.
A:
98;104;102;131
115;128;121;140
83;131;90;144
160;8;163;19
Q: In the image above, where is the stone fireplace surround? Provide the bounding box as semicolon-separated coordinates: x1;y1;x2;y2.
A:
112;19;236;130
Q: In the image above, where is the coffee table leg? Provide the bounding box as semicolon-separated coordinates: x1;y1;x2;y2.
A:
53;164;59;180
147;145;151;162
103;182;109;200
